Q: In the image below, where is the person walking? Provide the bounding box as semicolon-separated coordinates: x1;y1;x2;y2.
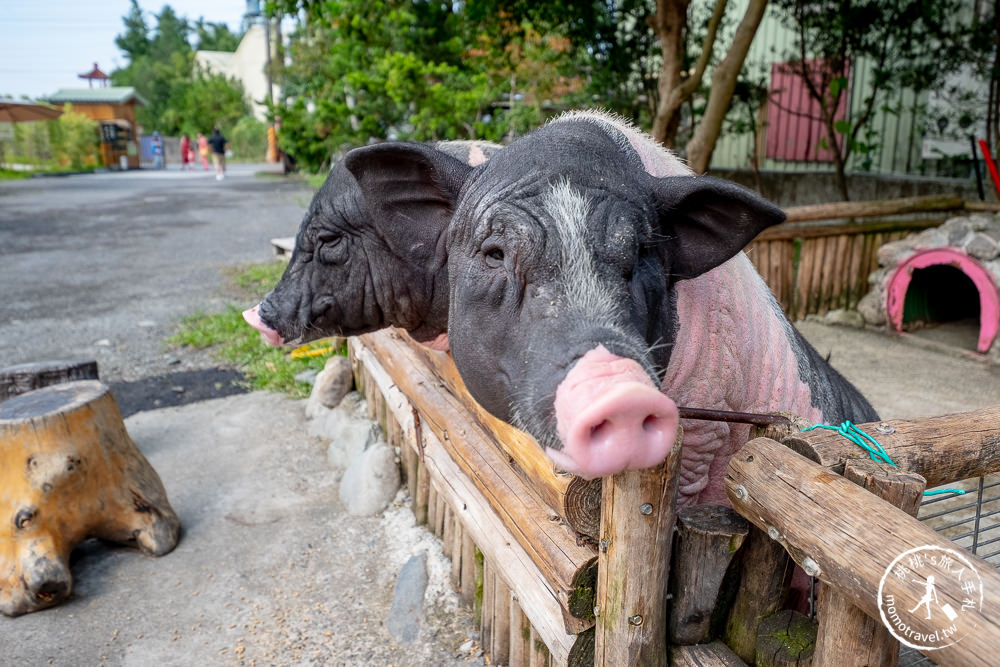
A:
151;131;164;169
208;127;229;181
197;132;210;170
179;133;193;171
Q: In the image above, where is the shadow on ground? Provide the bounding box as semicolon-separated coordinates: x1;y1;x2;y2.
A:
109;367;247;417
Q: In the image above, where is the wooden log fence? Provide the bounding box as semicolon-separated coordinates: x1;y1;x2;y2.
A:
745;195;992;321
349;329;1000;665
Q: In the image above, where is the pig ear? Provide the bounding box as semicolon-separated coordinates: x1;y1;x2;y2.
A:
344;143;472;256
652;175;785;279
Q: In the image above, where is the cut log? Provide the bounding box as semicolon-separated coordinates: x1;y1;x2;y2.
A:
0;381;180;616
782;407;1000;487
358;329;601;540
813;460;926;667
0;360;99;401
671;640;748;666
782;194;964;224
723;526;795;663
727;437;1000;667
595;435;683;667
351;335;598;634
755;610;816;667
669;505;749;645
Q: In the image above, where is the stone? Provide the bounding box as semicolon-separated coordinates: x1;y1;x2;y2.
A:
339;441;400;516
964;232;1000;260
385;553;429;644
306;355;354;414
857;291;885;326
294;369;319;385
315;396;378;469
823;309;865;328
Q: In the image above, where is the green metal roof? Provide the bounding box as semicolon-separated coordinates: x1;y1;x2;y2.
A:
44;87;148;107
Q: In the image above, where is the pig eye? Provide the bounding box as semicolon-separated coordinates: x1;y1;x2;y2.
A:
14;508;35;530
483;246;505;268
316;235;347;265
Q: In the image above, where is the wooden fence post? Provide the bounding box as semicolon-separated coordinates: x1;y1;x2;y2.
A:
594;435;683;666
812;459;926;666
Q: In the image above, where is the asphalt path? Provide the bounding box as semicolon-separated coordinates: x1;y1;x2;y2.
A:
0;163;310;383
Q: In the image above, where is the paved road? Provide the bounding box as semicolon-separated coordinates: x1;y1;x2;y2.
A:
0;164;310;381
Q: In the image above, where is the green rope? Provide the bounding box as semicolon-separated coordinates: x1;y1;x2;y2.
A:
800;421;966;497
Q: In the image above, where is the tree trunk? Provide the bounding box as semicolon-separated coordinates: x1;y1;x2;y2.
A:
650;0;689;146
684;0;768;173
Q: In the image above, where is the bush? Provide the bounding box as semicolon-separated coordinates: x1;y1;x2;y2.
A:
228;116;268;161
7;104;100;169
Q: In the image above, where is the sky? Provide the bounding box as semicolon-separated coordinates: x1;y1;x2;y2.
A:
1;1;250;100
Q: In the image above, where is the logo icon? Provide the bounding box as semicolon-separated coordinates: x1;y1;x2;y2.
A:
878;545;983;650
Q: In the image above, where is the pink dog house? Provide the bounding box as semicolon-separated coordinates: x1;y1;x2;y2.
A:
885;249;999;353
858;214;1000;357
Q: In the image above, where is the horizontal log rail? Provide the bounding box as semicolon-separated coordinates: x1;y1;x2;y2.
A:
360;328;603;540
782;194;965;224
351;333;598;635
727;437;1000;667
781;406;1000;488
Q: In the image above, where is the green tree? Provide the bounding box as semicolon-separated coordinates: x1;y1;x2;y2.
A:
112;3;249;136
194;19;242;51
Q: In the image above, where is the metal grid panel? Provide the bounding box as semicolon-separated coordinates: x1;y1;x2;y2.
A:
898;472;1000;666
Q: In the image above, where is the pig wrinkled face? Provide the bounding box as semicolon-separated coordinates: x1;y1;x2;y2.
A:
250;160;450;346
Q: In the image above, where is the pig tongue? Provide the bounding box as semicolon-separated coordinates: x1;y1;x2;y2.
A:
551;346;678;479
242;305;285;346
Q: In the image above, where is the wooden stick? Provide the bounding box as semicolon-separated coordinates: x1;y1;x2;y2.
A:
414;455;429;525
451;519;463;591
782;406;1000;487
510;599;532;667
529;627;551;667
727;437;1000;667
493;574;512;666
671;640;748;666
442;504;454;559
460;525;476;607
813;459;925;666
427;483;438;538
595;436;683;666
669;505;749;645
483;558;495;652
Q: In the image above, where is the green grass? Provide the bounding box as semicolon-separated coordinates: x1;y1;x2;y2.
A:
306;172;327;190
168;261;346;398
0;169;31;181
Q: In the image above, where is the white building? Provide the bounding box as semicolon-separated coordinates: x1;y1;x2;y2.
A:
195;23;278;121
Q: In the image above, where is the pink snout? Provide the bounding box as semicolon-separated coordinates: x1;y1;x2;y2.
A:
242;304;285;346
550;346;679;479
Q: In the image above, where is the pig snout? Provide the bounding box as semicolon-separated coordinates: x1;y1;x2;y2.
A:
551;346;679;479
243;304;285;346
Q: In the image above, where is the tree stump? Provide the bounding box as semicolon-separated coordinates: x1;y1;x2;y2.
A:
755;609;817;667
0;381;181;616
0;360;99;402
669;504;749;644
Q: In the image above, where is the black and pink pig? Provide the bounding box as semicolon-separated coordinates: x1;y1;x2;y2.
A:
344;111;878;506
